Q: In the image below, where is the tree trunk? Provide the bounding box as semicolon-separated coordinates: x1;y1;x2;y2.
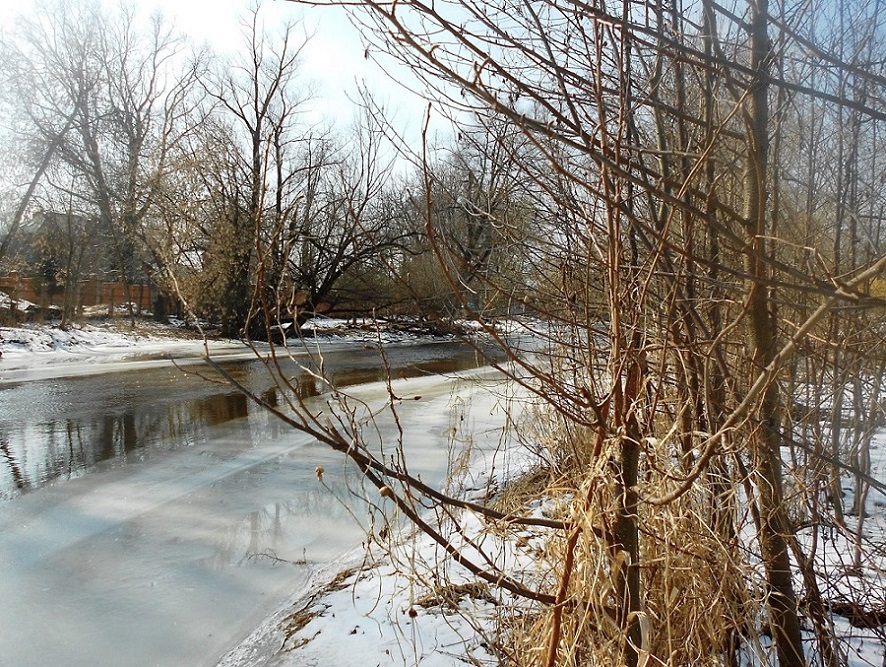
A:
743;3;805;665
615;351;643;667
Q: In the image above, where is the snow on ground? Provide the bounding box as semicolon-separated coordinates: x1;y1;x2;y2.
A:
0;319;252;383
7;315;886;666
0;292;37;313
253;501;556;667
217;534;499;667
0;315;462;383
216;379;540;667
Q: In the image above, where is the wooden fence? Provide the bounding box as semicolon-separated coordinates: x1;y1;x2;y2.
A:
0;275;153;313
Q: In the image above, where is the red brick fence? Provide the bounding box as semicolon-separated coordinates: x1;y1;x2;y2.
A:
0;275;153;314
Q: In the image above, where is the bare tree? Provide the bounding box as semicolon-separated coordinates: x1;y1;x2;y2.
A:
272;112;418;324
216;0;886;664
200;5;311;337
1;0;201;320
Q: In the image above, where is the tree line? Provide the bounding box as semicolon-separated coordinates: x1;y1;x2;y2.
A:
0;1;525;336
6;0;886;664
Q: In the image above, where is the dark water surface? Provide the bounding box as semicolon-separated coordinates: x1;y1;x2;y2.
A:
0;340;503;667
0;340;489;501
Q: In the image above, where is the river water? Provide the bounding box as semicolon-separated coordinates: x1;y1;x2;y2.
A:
0;340;505;666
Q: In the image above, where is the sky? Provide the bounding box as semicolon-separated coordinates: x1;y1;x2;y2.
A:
0;0;437;135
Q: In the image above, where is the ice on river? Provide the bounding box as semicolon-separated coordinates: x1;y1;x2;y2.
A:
0;330;510;667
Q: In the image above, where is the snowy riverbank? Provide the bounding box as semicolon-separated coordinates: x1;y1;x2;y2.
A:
0;319;249;383
0;317;519;667
215;385;536;667
5;318;886;667
0;316;467;383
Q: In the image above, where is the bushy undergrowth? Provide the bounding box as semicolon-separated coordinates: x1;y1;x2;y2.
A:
490;426;768;666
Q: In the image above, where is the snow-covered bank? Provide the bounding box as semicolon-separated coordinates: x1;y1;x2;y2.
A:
215;379;536;667
0;320;251;383
0;316;465;384
217;535;499;667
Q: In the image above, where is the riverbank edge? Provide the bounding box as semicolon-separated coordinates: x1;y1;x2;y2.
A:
0;316;470;384
213;375;537;667
212;502;511;667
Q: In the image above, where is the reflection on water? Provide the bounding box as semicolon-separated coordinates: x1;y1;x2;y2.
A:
205;489;360;570
0;392;250;501
0;340;508;667
0;437;25;490
198;392;250;425
0;341;491;502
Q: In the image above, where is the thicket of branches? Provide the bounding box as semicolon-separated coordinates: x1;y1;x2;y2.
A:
248;0;886;665
6;0;886;664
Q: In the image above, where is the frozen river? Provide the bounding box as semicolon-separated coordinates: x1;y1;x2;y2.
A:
0;340;504;666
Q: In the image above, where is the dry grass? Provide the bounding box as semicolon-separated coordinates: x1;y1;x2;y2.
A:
414;582;498;610
491;466;557;515
489;423;767;667
280;565;363;648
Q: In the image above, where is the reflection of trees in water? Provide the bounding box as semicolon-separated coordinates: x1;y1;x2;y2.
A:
0;345;483;501
0;432;27;493
245;345;490;407
204;482;365;569
97;413;138;460
261;375;320;408
197;392;249;425
0;392;255;500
